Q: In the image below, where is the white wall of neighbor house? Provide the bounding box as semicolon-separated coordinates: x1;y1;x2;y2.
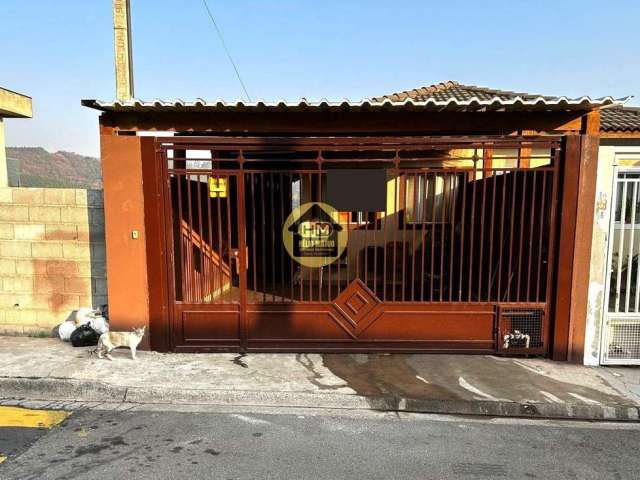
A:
0;120;7;187
584;145;640;365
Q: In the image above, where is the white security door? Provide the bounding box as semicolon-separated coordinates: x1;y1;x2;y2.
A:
601;169;640;364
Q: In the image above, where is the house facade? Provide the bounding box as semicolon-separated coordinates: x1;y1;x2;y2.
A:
83;81;626;361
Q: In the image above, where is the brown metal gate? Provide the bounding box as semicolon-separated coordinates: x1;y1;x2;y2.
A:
159;136;560;353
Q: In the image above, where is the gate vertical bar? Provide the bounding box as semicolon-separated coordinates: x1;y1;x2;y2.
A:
478;163;487;301
516;170;528;301
411;173;419;300
497;170;507;301
175;170;184;301
260;173;267;303
430;172;437;301
270;172;277;302
449;174;457;301
225;174;233;304
535;172;548;302
487;169;497;301
625;181;637;313
392;171;398;301
307;173;313;301
458;171;467;301
635;181;640;311
215;175;224;302
279;173;286;302
440;171;448;301
615;178;628;313
506;169;518;301
402;174;408;301
526;170;538;300
382;172;389;301
468;154;478;301
420;172;428;301
317;170;324;301
186;168;194;302
250;173;258;301
236;168;249;350
196;177;204;302
206;174;214;303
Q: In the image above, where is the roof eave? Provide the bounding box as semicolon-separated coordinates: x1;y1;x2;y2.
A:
81;96;629;114
0;87;33;119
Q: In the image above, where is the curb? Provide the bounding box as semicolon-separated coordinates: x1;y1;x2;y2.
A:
1;377;639;422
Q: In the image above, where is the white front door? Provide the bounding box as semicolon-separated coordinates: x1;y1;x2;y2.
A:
601;168;640;364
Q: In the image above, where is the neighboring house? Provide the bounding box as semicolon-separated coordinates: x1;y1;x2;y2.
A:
0;87;33;187
585;107;640;365
83;80;626;361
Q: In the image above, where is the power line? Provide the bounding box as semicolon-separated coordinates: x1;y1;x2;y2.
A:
201;0;252;102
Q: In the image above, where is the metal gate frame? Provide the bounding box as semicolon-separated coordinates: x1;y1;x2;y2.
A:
157;135;562;354
600;160;640;365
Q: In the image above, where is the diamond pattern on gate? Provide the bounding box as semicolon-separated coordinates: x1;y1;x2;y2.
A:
334;279;381;331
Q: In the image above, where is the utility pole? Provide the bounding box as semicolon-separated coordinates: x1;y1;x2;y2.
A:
113;0;134;101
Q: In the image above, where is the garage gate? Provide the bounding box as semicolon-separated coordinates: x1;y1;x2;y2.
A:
158;136;561;353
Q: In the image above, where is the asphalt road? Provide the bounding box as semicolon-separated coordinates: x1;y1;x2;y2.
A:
1;406;640;480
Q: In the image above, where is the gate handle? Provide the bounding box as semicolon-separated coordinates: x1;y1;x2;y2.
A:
230;249;240;275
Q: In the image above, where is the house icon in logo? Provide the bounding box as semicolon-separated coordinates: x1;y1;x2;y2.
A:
286;203;344;259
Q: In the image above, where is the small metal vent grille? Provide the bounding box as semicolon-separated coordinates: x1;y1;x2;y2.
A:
499;307;544;351
603;320;640;363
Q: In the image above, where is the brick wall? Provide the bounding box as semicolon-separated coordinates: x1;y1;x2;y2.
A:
0;187;107;335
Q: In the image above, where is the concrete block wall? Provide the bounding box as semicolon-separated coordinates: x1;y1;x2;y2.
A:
0;187;107;336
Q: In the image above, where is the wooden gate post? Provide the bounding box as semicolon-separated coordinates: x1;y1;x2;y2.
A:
553;133;600;362
141;137;170;352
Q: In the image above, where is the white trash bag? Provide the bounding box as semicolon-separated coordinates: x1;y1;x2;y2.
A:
58;320;77;342
89;315;109;335
58;307;109;342
74;307;101;327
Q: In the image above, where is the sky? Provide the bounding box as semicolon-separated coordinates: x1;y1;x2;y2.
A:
2;0;639;158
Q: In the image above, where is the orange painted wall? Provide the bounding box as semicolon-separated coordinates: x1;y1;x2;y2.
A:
100;134;150;349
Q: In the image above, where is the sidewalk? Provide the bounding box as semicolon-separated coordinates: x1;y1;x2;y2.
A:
1;337;639;421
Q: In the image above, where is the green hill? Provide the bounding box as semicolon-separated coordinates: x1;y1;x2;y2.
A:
6;147;102;189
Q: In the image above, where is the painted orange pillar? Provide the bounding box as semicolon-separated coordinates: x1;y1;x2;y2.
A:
100;133;151;349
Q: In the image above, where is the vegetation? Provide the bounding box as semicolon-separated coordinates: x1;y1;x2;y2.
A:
6;147;102;189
